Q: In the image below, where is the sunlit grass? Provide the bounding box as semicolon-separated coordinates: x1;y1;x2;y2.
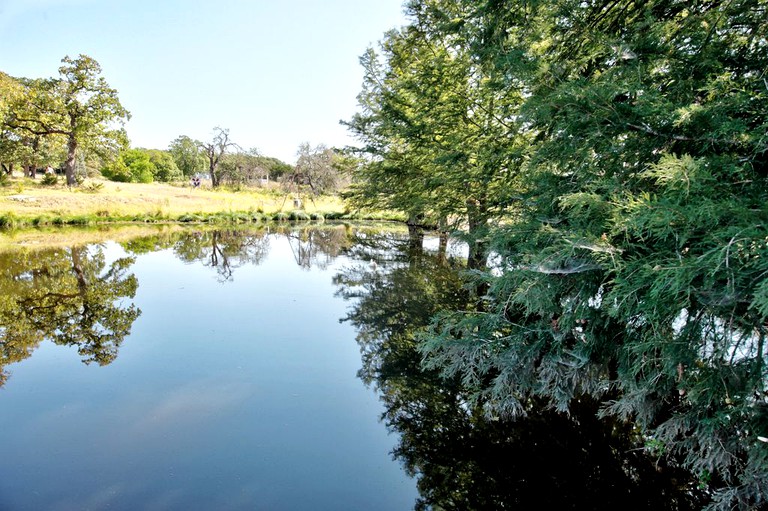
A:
0;176;404;228
0;176;406;236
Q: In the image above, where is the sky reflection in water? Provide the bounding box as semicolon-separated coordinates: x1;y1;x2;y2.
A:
0;227;416;511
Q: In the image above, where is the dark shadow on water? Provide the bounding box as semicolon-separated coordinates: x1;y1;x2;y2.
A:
335;228;709;511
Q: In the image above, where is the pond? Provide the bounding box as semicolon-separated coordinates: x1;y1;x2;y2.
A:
0;225;703;510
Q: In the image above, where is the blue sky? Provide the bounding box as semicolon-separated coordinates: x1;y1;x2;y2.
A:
0;0;406;163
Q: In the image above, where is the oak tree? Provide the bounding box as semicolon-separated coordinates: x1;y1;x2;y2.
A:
3;55;129;185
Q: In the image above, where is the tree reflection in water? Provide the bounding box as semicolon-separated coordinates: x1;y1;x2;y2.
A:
172;229;271;281
0;244;140;386
285;226;352;270
0;225;361;387
336;228;708;511
121;225;353;278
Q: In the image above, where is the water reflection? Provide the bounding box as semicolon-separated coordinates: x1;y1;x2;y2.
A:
120;225;355;278
172;230;271;281
285;227;351;270
0;224;417;511
0;225;376;385
0;225;708;509
0;244;140;385
335;228;707;510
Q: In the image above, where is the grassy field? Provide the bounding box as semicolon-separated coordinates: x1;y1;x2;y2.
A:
0;175;384;228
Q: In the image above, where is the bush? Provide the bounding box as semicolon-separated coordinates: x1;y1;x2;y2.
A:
41;173;58;186
288;210;311;221
0;213;19;228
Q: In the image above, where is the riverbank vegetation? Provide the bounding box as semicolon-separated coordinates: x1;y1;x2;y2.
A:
345;1;768;508
0;176;403;229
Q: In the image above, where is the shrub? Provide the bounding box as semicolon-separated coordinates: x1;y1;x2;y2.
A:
41;173;59;186
288;210;311;221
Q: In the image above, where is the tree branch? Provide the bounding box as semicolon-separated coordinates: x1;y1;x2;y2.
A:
626;122;740;147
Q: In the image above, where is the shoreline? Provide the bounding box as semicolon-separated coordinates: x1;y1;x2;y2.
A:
0;177;404;229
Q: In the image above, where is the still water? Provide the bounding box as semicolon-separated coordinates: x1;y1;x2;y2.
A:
0;225;703;510
0;225;417;511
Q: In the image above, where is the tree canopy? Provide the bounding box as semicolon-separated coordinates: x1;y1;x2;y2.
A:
168;135;207;178
101;147;181;183
1;55;130;185
336;230;705;510
346;0;768;507
286;142;351;196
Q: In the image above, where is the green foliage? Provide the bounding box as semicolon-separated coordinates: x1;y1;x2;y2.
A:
121;149;154;183
0;245;140;384
218;148;268;186
335;230;705;509
100;156;132;182
177;214;204;223
0;213;19;228
345;16;528;267
260;156;292;181
79;181;104;193
145;149;182;182
287;210;311;221
168;135;206;177
102;148;179;183
351;0;768;507
40;173;58;186
286;143;348;196
168;229;271;281
1;55;129;186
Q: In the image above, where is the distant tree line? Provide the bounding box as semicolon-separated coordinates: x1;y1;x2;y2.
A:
0;57;351;195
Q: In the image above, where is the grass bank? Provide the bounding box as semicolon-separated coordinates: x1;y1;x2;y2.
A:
0;176;403;229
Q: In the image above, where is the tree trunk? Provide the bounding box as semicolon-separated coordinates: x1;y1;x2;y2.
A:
466;205;489;271
210;161;219;188
65;135;78;186
467;201;490;308
70;246;88;295
437;231;449;264
406;212;425;227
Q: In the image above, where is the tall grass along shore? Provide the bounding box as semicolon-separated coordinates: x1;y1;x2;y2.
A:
0;176;402;229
